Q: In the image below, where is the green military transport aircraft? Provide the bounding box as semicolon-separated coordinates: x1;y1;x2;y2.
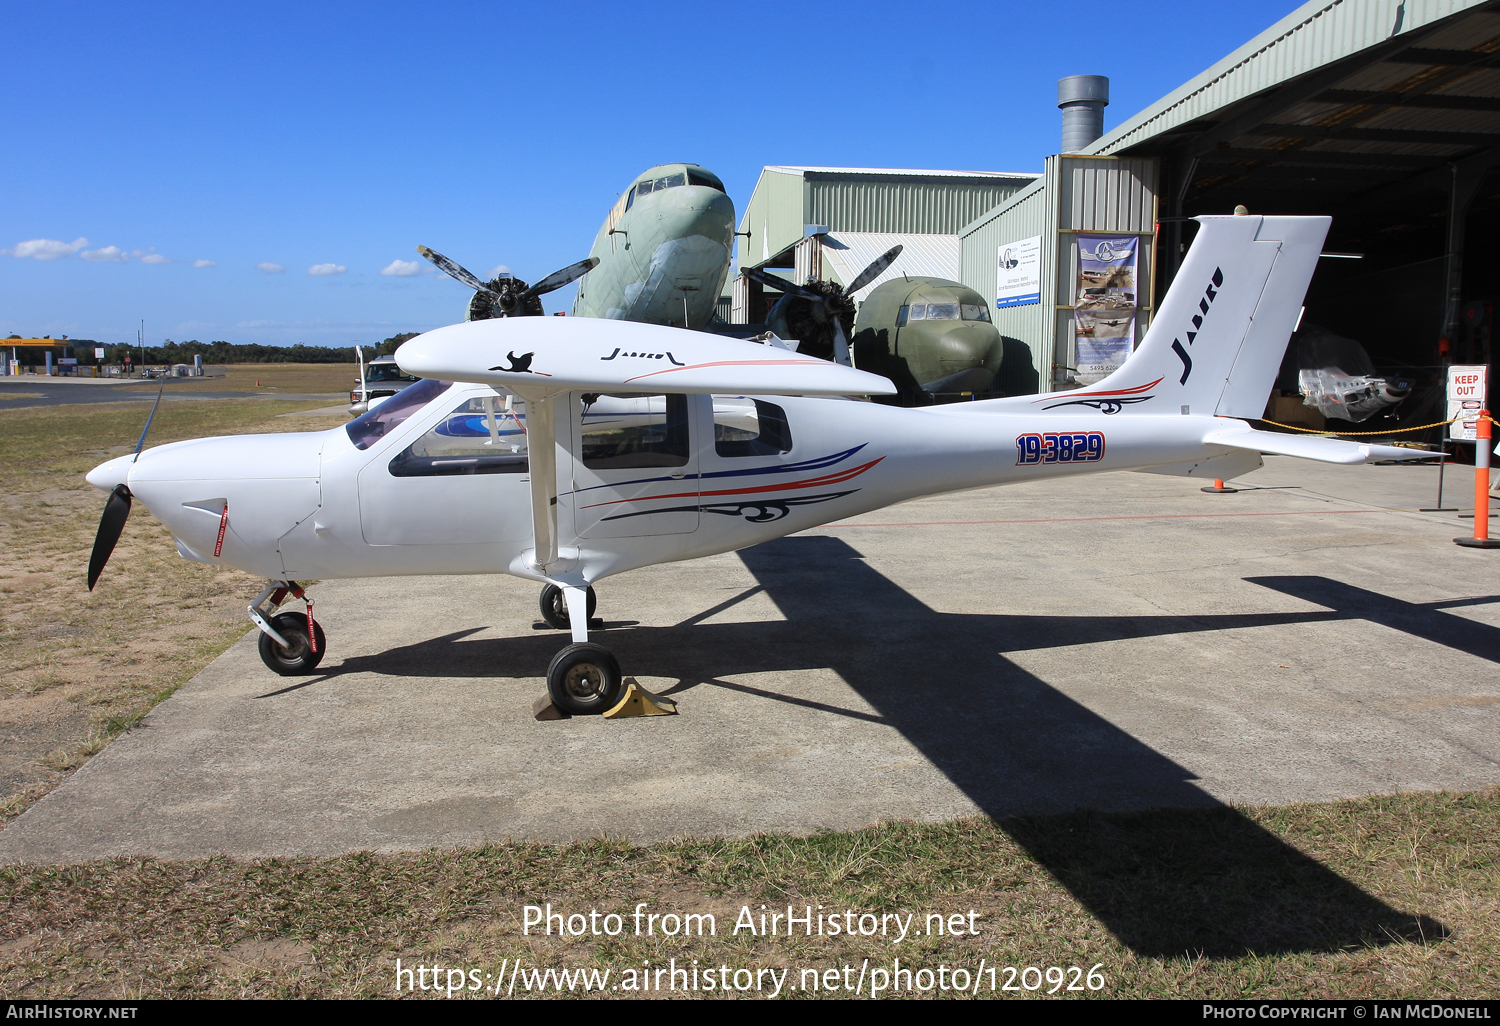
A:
418;163;735;331
850;277;1005;405
572;163;736;328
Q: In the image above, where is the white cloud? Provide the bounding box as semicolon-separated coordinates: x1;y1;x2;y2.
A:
256;262;285;273
134;250;171;265
380;259;424;277
7;237;88;260
81;245;129;263
192;259;216;268
308;263;346;276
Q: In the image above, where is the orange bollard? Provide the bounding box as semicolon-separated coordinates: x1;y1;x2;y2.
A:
1201;477;1238;494
1456;409;1500;548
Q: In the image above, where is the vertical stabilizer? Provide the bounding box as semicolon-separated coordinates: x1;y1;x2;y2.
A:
1065;214;1328;418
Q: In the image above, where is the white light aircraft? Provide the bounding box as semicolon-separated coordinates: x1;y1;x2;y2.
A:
86;215;1424;714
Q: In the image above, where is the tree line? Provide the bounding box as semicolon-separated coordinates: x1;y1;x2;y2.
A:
112;333;421;364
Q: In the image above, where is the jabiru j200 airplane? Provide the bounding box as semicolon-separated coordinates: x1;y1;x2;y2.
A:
86;214;1421;715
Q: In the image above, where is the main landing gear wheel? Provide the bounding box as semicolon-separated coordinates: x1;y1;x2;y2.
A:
546;643;622;715
539;584;597;630
258;612;326;676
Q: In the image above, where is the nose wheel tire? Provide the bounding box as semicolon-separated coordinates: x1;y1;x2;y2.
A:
546;643;622;715
539;584;597;630
258;612;326;675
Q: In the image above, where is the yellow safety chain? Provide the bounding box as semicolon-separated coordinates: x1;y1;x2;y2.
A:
1255;415;1461;437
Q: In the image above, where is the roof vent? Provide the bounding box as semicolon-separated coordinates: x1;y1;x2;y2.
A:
1058;75;1109;152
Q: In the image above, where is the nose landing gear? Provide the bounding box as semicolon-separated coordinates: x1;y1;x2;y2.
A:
249;580;326;675
539;582;621;714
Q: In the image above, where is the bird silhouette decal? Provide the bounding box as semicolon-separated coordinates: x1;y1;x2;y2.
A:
489;351;534;373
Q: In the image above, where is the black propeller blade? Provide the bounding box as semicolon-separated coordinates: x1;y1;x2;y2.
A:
88;484;132;591
741;265;823;302
89;384;163;590
417;245;494;294
844;244;903;295
524;257;599;299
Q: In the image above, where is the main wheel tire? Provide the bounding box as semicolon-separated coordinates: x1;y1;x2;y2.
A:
546;642;622;715
258;612;326;676
539;584;597;630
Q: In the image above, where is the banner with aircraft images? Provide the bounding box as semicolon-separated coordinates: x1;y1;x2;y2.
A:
996;235;1042;308
1073;234;1138;385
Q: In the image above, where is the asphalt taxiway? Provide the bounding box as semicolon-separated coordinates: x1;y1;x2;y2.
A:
0;377;340;408
2;456;1497;863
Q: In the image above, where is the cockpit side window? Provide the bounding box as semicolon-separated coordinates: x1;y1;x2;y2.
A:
896;305;909;326
345;378;452;451
580;394;689;469
388;393;528;477
713;398;792;457
636;179;655;198
686;170;724;192
961;304;991;323
907;303;927;321
624;185;637;212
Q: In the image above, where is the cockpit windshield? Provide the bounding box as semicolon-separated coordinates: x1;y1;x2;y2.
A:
345;378;452;450
625;169;723;210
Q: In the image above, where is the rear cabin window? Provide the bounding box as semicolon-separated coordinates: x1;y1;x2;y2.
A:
580;394;689;469
713;398;792;457
388;393;528;477
345;378;451;450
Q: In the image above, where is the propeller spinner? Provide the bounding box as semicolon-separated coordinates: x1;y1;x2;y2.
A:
417;246;598;320
745;245;902;366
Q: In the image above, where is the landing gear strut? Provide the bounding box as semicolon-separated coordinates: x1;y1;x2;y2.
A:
539;583;596;630
540;582;620;714
249;580;326;675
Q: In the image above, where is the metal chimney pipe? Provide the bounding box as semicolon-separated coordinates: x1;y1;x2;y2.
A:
1058;75;1109;152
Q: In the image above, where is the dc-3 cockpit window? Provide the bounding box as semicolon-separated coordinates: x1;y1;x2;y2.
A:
961;304;991;323
686;170;724;192
388;393;529;477
924;303;960;320
580;393;689;470
631;170;712;204
713;398;793;457
345;378;452;451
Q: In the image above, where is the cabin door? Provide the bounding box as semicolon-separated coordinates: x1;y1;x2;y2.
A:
562;392;700;539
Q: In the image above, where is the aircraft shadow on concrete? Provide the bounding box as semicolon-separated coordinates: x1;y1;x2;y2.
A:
278;536;1482;958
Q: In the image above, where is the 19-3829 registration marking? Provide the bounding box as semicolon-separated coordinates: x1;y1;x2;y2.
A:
1015;431;1105;465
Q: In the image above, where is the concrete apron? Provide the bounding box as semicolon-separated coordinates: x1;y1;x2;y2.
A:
3;456;1497;863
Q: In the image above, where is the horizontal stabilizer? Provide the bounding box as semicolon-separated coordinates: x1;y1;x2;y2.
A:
395;317;896;396
1203;424;1426;464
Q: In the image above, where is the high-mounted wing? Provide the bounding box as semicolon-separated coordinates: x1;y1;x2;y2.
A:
394;317;897;397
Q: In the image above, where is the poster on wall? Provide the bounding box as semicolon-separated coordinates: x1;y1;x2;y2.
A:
996;236;1041;308
1073;234;1139;384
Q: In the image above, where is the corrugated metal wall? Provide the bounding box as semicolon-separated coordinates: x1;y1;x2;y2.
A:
738;170;807;270
962;180;1050;386
960;155;1159;393
806;178;1028;236
1090;0;1487;156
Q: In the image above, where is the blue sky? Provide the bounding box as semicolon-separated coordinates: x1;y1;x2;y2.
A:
2;1;1304;348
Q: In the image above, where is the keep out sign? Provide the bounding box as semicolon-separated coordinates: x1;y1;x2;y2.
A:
1448;365;1488;442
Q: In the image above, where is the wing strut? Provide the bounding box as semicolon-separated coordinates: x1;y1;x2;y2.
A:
516;388;561;573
